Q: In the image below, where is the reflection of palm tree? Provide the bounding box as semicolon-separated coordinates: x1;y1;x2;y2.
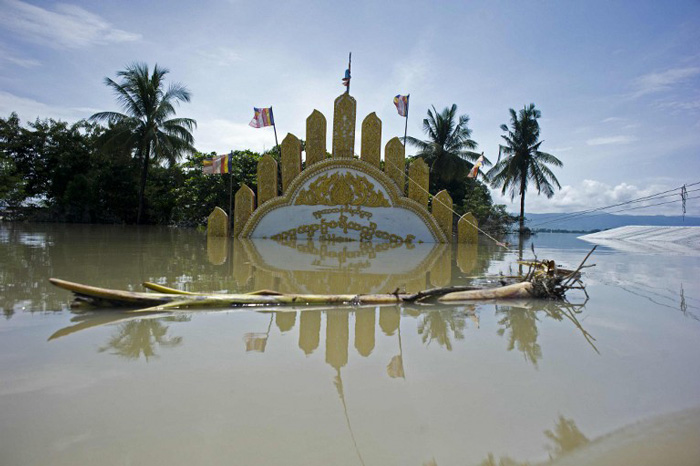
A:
544;415;589;458
98;317;185;360
496;300;599;367
479;415;589;465
496;306;542;366
417;310;466;351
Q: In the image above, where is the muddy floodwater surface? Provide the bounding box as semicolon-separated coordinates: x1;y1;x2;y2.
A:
1;224;699;466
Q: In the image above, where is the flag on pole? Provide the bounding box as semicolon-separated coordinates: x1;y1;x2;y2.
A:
393;94;409;117
468;154;485;178
342;52;352;88
202;154;232;174
249;107;274;128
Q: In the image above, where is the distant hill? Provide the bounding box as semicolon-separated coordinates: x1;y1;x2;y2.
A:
524;212;700;232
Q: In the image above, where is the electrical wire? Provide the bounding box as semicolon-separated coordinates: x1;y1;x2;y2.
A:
529;181;700;227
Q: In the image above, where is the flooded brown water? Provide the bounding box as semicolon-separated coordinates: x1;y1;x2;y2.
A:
1;223;699;465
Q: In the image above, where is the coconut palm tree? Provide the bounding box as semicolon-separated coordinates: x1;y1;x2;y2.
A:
91;63;196;223
488;104;562;234
406;104;485;190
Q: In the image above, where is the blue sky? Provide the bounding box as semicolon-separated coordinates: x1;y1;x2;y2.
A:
1;0;699;215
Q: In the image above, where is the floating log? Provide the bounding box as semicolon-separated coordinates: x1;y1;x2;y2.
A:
50;246;595;312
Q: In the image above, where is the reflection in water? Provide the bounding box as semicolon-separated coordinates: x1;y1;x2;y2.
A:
97;316;188;360
543;415;590;458
496;306;542;366
480;415;589;465
417;308;470;351
334;368;367;466
386;322;405;379
275;311;296;333
233;238;506;296
206;236;228;265
1;223;513;318
299;310;321;355
244;314;273;352
496;301;597;367
326;311;349;369
354;308;375;357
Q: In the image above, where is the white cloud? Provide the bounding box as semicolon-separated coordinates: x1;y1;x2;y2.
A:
194;118;276;154
0;90;98;122
0;0;141;49
586;135;637;146
493;179;699;216
197;47;242;66
0;45;40;67
631;66;700;98
549;146;573;153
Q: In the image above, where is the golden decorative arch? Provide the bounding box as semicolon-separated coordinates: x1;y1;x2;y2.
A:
239;158;448;243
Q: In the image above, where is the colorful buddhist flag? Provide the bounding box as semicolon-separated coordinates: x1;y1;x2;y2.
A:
202;153;232;174
468;154;484;178
393;94;409;117
342;52;352;87
249;107;274;128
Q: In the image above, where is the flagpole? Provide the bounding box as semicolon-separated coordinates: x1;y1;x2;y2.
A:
403;94;410;146
270;106;280;150
228;152;234;224
346;52;352;94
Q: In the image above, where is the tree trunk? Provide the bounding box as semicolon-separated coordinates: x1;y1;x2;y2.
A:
519;174;527;234
137;145;150;225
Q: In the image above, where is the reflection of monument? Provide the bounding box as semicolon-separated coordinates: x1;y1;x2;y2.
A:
232;238;457;294
228;92;480;243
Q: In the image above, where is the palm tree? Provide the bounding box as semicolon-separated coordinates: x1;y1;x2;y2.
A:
406;104;486;191
91;63;196;223
488;104;562;234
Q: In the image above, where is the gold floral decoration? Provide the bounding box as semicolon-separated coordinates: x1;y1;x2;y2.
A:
294;172;390;207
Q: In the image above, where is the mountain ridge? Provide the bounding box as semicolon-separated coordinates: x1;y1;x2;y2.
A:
523;212;700;232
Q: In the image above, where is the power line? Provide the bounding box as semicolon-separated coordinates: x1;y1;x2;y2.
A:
606;194;700;215
530;181;700;227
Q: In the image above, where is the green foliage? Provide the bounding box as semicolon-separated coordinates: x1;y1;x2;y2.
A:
91;63;196;223
459;179;517;235
488;104;562;233
406;105;512;235
172;150;261;227
406;104;485;187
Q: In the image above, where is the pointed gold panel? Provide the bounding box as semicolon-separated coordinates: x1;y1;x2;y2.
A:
384;137;406;193
432;190;453;240
306;110;327;166
361;112;382;168
233;185;255;237
281;133;302;193
207;206;229;237
458;213;479;244
257;154;278;205
408;158;429;208
332;93;357;158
